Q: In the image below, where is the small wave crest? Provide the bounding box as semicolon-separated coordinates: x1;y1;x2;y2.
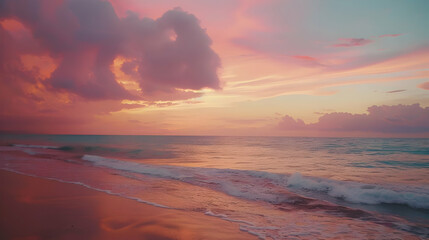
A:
13;144;58;149
287;173;429;209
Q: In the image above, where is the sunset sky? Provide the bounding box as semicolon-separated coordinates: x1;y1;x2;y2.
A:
1;0;428;137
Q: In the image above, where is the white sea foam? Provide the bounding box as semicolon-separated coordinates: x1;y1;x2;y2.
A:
82;154;297;205
239;226;266;240
287;172;429;209
204;210;254;225
82;154;429;210
0;146;37;155
2;150;428;239
205;210;273;240
0;167;173;209
0;146;21;151
13;144;58;149
82;154;190;179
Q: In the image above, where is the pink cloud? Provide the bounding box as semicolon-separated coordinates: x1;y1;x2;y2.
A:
418;82;429;90
0;0;220;100
332;38;373;47
0;0;224;134
130;8;221;96
279;104;429;133
378;34;402;38
293;55;318;61
278;115;306;130
291;55;324;67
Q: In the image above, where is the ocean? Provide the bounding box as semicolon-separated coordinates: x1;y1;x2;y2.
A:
1;135;428;239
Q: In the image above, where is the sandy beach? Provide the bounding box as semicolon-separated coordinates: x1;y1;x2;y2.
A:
0;170;256;240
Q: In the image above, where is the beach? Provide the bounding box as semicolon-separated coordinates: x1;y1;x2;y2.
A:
0;136;428;239
0;170;256;240
1;0;428;238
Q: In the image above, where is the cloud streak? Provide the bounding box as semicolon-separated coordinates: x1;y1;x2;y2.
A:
386;89;406;94
379;34;402;38
332;38;373;47
418;82;429;90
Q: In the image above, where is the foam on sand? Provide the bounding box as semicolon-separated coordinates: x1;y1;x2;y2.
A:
2;167;172;209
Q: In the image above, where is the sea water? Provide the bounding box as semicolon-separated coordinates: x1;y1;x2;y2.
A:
0;135;428;239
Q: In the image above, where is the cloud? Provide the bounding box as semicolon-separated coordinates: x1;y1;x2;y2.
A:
378;34;402;38
313;109;334;115
418;82;429;90
0;0;221;133
278;115;306;130
291;55;324;67
128;119;141;123
293;55;317;61
0;0;220;100
279;104;429;133
386;89;406;94
332;38;373;47
135;8;221;96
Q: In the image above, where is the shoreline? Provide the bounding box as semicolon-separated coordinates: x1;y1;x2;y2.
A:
0;169;256;240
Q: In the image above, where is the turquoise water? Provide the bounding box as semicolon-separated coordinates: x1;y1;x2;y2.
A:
1;134;428;239
2;135;428;183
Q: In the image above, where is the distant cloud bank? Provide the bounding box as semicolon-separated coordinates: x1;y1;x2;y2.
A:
279;104;429;133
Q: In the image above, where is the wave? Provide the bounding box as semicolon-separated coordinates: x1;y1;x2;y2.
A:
82;155;300;204
2;150;428;239
287;173;429;209
82;154;429;210
13;144;58;149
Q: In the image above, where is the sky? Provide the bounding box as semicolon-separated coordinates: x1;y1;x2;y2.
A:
0;0;428;137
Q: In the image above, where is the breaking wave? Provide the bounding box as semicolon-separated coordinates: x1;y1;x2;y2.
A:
82;154;429;210
287;173;429;209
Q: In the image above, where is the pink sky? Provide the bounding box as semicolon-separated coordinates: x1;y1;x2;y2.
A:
0;0;428;137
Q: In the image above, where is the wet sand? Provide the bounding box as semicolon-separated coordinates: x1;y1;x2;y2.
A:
0;170;256;240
